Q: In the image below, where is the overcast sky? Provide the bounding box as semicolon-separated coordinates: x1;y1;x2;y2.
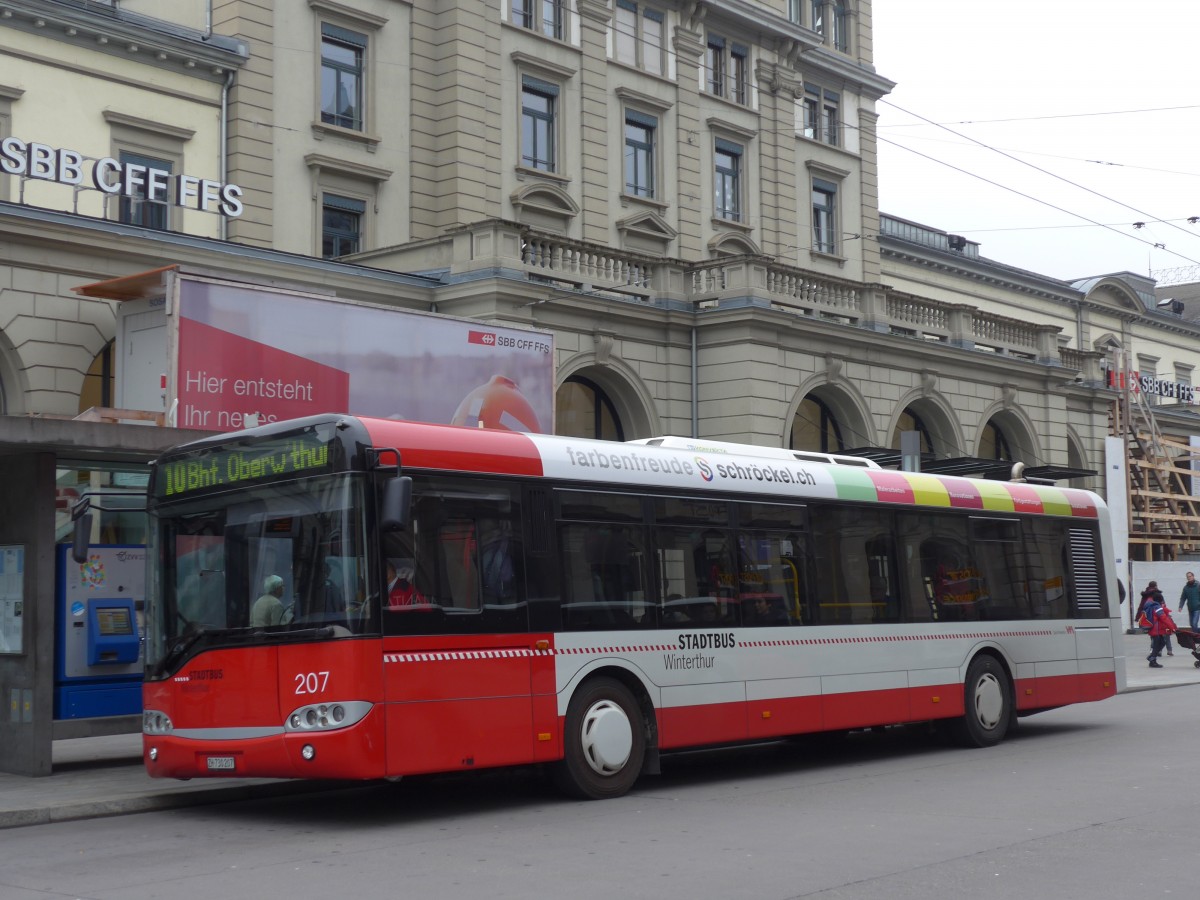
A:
871;1;1200;286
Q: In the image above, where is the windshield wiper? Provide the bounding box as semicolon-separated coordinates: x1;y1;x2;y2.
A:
157;626;215;674
253;626;335;642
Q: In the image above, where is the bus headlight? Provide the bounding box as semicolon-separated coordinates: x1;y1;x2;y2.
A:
284;700;372;733
143;709;174;735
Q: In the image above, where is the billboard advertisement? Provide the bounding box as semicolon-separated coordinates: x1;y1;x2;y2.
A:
171;277;554;433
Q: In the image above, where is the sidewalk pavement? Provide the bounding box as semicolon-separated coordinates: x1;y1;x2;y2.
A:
2;629;1197;830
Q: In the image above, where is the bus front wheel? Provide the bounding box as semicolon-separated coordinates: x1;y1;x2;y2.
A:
554;677;646;800
949;655;1012;748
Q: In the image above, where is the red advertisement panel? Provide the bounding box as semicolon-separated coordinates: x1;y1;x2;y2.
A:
176;320;350;431
174;278;554;432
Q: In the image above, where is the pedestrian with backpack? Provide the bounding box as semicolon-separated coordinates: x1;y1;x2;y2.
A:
1140;584;1178;667
1139;581;1174;658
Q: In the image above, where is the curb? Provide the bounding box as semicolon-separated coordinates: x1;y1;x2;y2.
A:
0;777;351;831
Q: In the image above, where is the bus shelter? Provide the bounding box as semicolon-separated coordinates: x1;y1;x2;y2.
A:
0;414;207;776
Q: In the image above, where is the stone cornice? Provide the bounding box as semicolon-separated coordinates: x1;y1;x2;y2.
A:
882;240;1200;338
0;0;248;80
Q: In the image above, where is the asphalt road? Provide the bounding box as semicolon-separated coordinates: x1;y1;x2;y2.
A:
1;683;1194;900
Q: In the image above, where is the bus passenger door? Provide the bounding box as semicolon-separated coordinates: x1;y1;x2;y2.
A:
382;493;537;775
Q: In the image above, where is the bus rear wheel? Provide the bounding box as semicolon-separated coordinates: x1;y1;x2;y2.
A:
554;677;645;800
949;655;1012;748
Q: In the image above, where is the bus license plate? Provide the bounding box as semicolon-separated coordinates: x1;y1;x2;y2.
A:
206;756;236;771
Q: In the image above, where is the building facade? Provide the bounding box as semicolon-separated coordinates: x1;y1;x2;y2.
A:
4;0;1200;510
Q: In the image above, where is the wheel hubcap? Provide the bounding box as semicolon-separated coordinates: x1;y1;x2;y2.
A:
972;672;1004;731
579;699;633;776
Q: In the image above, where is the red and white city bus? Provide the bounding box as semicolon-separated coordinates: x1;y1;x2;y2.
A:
139;414;1121;799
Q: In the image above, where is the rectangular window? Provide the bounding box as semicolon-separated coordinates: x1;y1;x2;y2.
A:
714;139;742;222
803;84;839;145
560;522;652;630
966;518;1032;620
787;0;802;25
321;193;365;258
642;7;664;75
811;0;824;35
803;89;819;140
521;76;558;172
821;90;839;145
320;23;366;131
706;36;726;97
382;476;528;637
1024;519;1070;619
655;526;739;627
624;110;656;198
706;35;750;105
513;0;564;39
810;505;899;625
832;2;848;51
895;511;1040;623
615;1;664;75
812;178;837;254
737;530;807;626
731;44;749;105
118;151;171;230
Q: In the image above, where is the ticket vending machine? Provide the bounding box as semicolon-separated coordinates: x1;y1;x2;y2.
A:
55;544;146;719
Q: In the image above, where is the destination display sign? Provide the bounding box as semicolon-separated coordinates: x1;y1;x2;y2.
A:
153;431;333;500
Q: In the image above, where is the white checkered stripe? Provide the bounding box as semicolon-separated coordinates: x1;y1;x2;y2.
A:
383;629;1060;663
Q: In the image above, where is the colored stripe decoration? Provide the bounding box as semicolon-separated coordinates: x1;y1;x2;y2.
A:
830;466;878;502
827;466;1098;519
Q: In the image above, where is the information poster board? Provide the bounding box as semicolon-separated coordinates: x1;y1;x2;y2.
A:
172;278;555;433
0;545;25;654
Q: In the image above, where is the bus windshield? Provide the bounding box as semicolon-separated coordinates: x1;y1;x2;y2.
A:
146;472;376;677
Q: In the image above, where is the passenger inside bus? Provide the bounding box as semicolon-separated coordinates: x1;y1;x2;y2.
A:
479;519;516;604
386;558;427;608
317;559;344;617
250;574;289;627
746;593;789;626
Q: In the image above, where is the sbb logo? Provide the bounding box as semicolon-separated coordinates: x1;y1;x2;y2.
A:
468;330;497;346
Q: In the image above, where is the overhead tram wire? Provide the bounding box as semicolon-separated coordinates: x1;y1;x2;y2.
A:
865;131;1200;180
944;217;1200;235
879;100;1200;251
873;104;1200;128
868;131;1200;268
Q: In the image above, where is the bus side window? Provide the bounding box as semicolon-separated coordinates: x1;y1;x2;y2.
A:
560;522;649;630
897;512;961;623
654;527;736;626
436;518;480;611
479;518;518;605
811;505;898;625
968;518;1030;620
1025;518;1070;619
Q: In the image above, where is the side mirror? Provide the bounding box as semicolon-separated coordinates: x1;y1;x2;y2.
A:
380;476;412;532
71;513;93;564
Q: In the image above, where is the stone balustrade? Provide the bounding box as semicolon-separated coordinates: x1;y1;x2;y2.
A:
404;220;1085;370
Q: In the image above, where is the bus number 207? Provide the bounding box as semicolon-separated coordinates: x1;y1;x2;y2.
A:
295;672;330;694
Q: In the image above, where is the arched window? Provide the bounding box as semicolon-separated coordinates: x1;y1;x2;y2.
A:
891;409;933;455
556;376;624;441
790;395;843;452
979;421;1013;461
